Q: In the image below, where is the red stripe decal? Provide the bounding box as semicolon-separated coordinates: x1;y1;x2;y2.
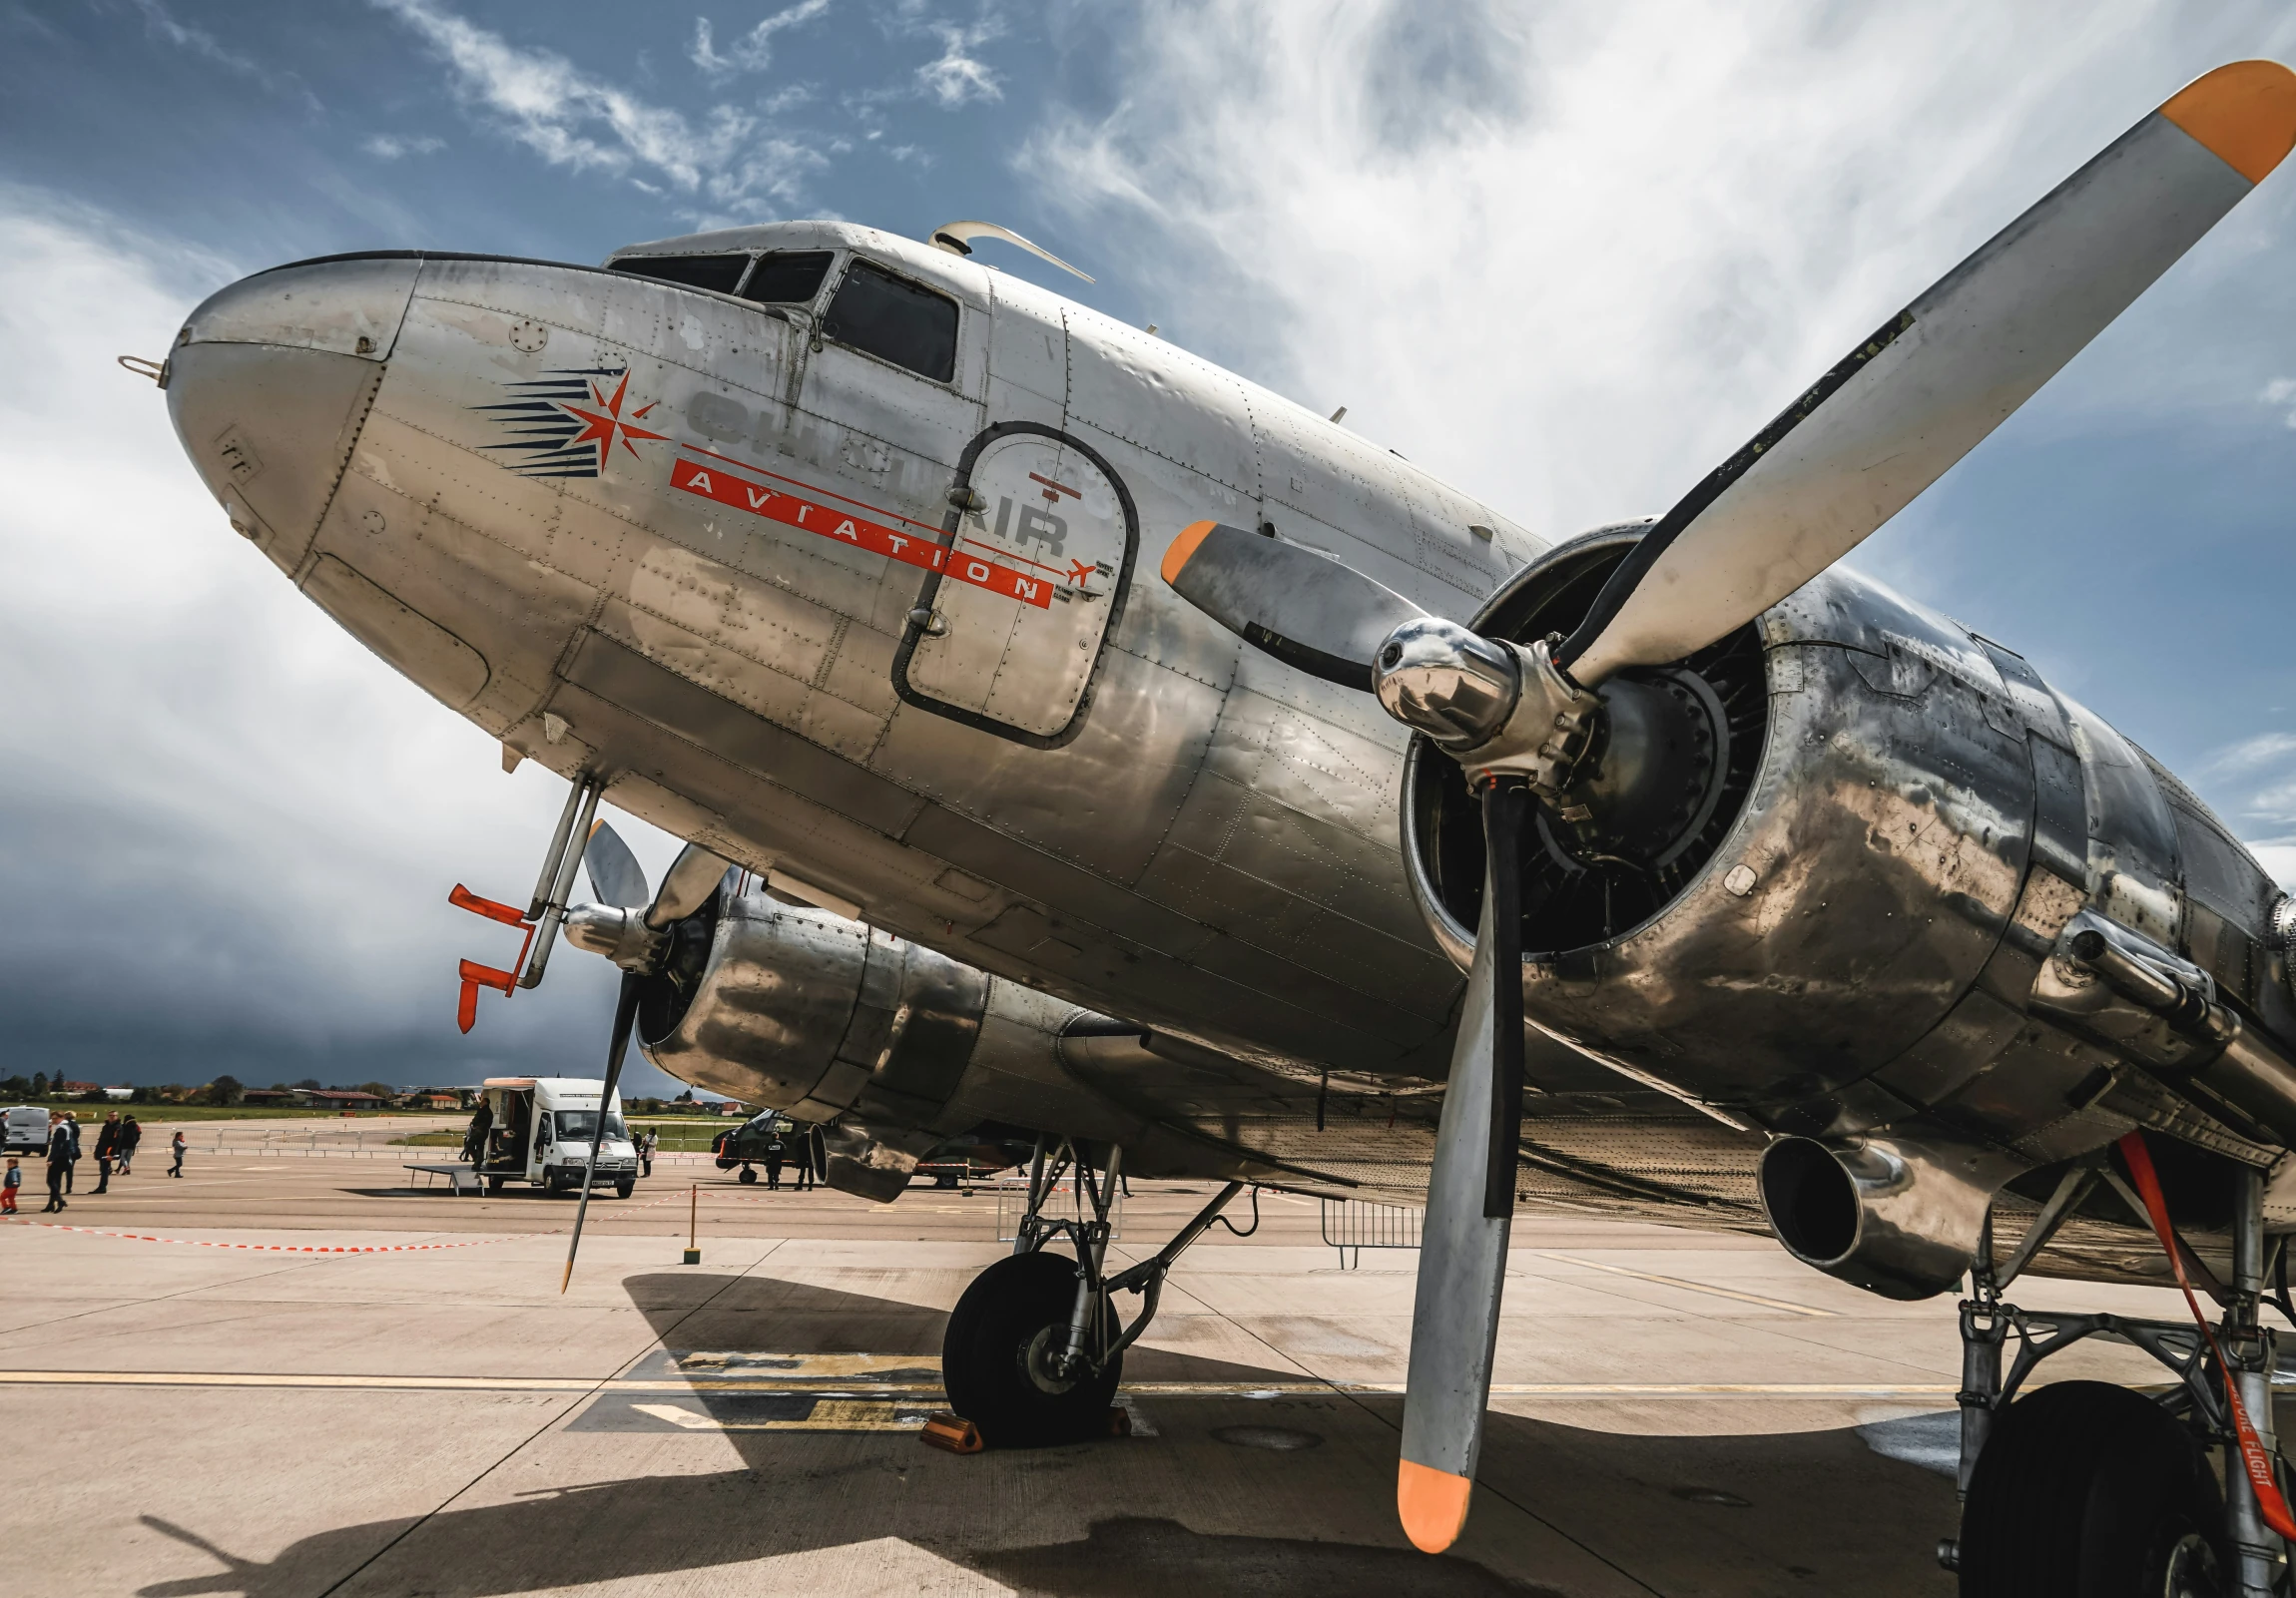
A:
673;458;1052;610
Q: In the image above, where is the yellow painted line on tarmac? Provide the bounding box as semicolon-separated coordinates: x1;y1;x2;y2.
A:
1534;1252;1840;1318
629;1400;928;1432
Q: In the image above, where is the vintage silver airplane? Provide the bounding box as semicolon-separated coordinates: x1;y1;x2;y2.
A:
145;56;2296;1592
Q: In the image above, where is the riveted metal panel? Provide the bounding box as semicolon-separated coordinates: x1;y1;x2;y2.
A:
563;631;923;837
2060;695;2182;946
1065;307;1256;494
874;646;1218;882
900;802;1210;959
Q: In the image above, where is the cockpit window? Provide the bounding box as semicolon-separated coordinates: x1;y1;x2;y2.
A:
740;251;834;306
821;261;957;382
610;254;751;295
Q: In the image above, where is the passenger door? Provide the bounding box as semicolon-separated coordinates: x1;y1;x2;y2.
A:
893;423;1137;747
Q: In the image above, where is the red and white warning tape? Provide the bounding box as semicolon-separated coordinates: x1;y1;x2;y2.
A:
15;1224;517;1254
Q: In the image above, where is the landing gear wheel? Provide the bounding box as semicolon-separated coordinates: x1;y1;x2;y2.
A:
942;1250;1121;1448
738;1166;759;1185
1959;1379;2228;1598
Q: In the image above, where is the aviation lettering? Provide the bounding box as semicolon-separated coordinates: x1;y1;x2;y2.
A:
1016;504;1067;556
669;454;1050;608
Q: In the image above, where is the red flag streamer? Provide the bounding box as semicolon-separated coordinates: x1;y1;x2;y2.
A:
2116;1130;2296;1541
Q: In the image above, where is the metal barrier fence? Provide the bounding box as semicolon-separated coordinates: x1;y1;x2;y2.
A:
994;1178;1123;1244
1320;1198;1421;1268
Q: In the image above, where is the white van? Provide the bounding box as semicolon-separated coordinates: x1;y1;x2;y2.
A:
4;1105;51;1157
467;1077;639;1198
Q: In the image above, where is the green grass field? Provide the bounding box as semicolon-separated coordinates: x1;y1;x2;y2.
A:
5;1102;441;1122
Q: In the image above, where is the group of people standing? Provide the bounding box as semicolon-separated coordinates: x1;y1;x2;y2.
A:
3;1111;188;1217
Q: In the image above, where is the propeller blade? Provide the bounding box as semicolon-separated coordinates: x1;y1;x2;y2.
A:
582;819;650;910
1558;59;2296;687
561;970;640;1295
645;843;731;930
1161;519;1429;691
1397;777;1526;1554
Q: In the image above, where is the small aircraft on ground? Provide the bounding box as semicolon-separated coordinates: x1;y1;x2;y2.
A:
146;58;2296;1592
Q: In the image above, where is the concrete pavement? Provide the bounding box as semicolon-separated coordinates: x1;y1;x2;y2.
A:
0;1164;2198;1596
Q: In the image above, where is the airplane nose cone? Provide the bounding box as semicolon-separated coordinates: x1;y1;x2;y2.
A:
166;255;419;570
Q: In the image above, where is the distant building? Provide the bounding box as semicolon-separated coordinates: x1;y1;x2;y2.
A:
716;1100;750;1116
237;1087;393;1111
302;1089;388;1110
60;1081;99;1095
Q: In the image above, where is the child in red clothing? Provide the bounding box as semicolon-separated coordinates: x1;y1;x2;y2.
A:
2;1157;19;1214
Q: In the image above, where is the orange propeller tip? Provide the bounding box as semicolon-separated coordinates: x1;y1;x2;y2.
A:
1159;520;1219;586
1397;1458;1473;1554
2161;60;2296;185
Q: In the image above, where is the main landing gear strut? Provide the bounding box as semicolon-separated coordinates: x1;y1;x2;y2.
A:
940;1137;1251;1447
1949;1144;2292;1596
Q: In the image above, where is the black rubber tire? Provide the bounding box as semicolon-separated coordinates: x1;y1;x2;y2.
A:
738;1166;759;1185
485;1176;504;1195
615;1180;634;1200
1960;1379;2229;1598
941;1250;1121;1448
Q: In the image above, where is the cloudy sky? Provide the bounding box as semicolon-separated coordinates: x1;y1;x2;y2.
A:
4;0;2294;1092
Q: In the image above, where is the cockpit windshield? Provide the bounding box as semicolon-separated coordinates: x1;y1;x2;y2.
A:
610;254;750;295
550;1111;628;1144
741;251;834;305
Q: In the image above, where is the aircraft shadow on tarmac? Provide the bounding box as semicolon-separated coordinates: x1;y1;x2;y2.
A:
134;1271;1959;1598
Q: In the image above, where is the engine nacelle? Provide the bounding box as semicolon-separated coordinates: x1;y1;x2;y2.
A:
1403;527;2296;1297
618;876;1228;1199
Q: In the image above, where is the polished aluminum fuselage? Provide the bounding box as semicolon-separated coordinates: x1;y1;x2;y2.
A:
170;223;1529;1082
164;222;2295;1288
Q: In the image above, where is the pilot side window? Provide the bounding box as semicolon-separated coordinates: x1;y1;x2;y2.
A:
609;254;752;295
821;260;957;382
740;251;834;305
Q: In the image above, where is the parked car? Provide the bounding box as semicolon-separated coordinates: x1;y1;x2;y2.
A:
4;1105;53;1156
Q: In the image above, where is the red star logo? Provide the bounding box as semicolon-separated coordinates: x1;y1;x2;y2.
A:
560;371;668;462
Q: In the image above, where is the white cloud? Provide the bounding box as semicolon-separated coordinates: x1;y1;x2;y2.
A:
0;187;691;1085
362;134;447;160
373;0;827;212
2205;732;2296;777
1021;0;2296;538
132;0;263;79
690;0;833;79
917;19;1003;107
2266;376;2296;428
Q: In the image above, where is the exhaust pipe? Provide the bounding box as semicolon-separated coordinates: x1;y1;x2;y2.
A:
2067;926;2296;1147
1757;1132;2021;1301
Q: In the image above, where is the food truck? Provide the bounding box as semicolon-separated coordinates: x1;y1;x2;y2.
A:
464;1076;639;1197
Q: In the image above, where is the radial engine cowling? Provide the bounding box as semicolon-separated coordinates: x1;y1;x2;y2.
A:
1402;527;2296;1298
604;875;1154;1201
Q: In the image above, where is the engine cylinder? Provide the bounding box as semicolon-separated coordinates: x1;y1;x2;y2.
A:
638;886;989;1127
